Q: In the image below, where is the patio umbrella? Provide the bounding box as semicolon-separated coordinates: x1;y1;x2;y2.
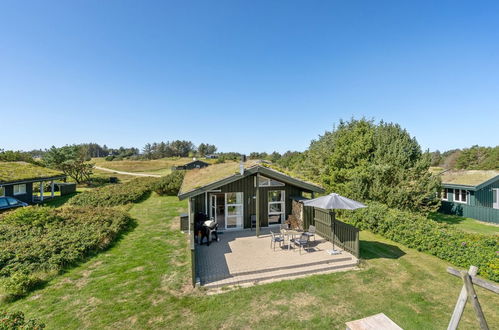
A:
303;193;366;254
302;193;366;210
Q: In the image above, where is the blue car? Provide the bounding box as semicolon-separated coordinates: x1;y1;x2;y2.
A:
0;196;28;211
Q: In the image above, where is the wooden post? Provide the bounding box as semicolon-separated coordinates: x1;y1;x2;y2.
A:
461;271;489;330
256;173;260;237
40;181;44;202
448;266;478;330
51;181;55;198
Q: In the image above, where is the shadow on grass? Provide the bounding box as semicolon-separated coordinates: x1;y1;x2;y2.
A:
360;240;406;260
428;212;465;225
41;192;80;208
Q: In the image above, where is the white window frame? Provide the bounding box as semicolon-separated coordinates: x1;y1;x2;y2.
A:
225;192;244;230
441;188;448;201
268;190;285;225
258;175;285;188
492;188;499;210
13;184;27;196
454;189;468;204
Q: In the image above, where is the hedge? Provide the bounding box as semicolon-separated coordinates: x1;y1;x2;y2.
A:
153;170;185;196
0;206;132;298
68;177;158;207
341;202;498;282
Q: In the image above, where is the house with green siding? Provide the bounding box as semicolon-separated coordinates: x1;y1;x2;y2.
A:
439;170;499;224
178;160;324;231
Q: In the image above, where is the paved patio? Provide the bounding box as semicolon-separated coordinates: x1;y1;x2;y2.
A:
195;228;358;289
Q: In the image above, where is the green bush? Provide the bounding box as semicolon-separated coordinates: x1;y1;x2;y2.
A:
68;177;158;207
154;171;185;196
0;310;45;329
0;206;132;298
2;273;42;298
341;202;499;281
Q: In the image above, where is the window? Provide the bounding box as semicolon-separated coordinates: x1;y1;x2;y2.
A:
454;189;467;204
441;188;448;201
13;184;26;196
258;175;285;187
268;190;285;225
225;192;243;229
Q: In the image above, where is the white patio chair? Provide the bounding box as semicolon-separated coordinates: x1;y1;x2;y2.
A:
304;225;316;241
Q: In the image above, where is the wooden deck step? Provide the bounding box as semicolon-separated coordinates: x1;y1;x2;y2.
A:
202;257;358;289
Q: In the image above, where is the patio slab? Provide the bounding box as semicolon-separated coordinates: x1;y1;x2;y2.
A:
195;228;358;289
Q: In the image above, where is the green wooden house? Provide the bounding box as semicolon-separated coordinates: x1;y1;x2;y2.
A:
439;170;499;224
178;160;324;231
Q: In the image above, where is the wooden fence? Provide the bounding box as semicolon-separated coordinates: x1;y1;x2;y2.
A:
440;201;499;224
307;206;360;258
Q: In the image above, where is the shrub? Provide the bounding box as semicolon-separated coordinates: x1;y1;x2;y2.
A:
0;206;132;298
341;202;499;281
154;171;185;196
0;311;45;329
68;177;158;207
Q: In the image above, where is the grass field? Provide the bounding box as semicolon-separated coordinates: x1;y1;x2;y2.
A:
5;194;498;329
92;157;219;176
430;212;499;235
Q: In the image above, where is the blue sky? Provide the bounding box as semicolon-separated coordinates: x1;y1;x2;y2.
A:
1;1;498;153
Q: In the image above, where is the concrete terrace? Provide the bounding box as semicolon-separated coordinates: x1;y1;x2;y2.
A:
195;229;358;290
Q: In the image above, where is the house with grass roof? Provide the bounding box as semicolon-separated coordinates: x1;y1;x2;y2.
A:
178;160;324;231
0;162;66;204
439;170;499;224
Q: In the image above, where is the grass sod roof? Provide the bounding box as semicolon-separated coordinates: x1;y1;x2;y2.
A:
179;160;323;197
440;170;499;188
0;162;65;184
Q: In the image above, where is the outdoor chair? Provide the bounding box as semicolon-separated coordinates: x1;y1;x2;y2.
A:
280;223;289;230
291;233;310;254
270;230;284;251
304;225;316;241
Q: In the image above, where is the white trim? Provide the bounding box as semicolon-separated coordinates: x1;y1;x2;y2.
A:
493;189;499;210
225;192;244;230
268;190;285;225
13;184;27;196
453;189;468;204
441;188;448;201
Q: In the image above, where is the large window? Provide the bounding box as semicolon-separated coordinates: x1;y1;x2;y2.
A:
225;192;243;229
13;184;26;196
268;190;285;225
454;189;467;204
258;176;285;187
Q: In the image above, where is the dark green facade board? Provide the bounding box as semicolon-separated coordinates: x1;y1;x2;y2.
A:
189;199;197;287
440;177;499;224
190;173;305;229
2;182;34;204
307;207;360;258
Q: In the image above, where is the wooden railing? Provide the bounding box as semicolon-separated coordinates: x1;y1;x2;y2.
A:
308;206;360;258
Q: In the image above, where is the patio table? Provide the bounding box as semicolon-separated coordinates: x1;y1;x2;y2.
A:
281;229;304;250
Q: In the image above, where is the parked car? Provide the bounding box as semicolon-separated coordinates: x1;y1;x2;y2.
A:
0;196;28;211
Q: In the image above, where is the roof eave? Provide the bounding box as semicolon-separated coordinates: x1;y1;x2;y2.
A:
0;174;67;186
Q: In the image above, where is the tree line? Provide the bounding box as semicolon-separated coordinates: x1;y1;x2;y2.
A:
430;146;499;170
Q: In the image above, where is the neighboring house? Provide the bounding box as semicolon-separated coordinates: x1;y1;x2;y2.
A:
439;170;499;224
174;159;210;170
205;154;218;159
178;160;324;230
0;162;66;204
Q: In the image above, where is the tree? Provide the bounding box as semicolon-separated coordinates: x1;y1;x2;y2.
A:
197;143;217;157
300;118;440;213
43;145;94;183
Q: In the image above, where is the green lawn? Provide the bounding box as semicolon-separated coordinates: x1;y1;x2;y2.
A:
4;194;498;329
430;212;499;235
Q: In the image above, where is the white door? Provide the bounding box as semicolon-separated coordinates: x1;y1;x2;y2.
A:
493;189;499;209
210;194;217;220
225;192;243;229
